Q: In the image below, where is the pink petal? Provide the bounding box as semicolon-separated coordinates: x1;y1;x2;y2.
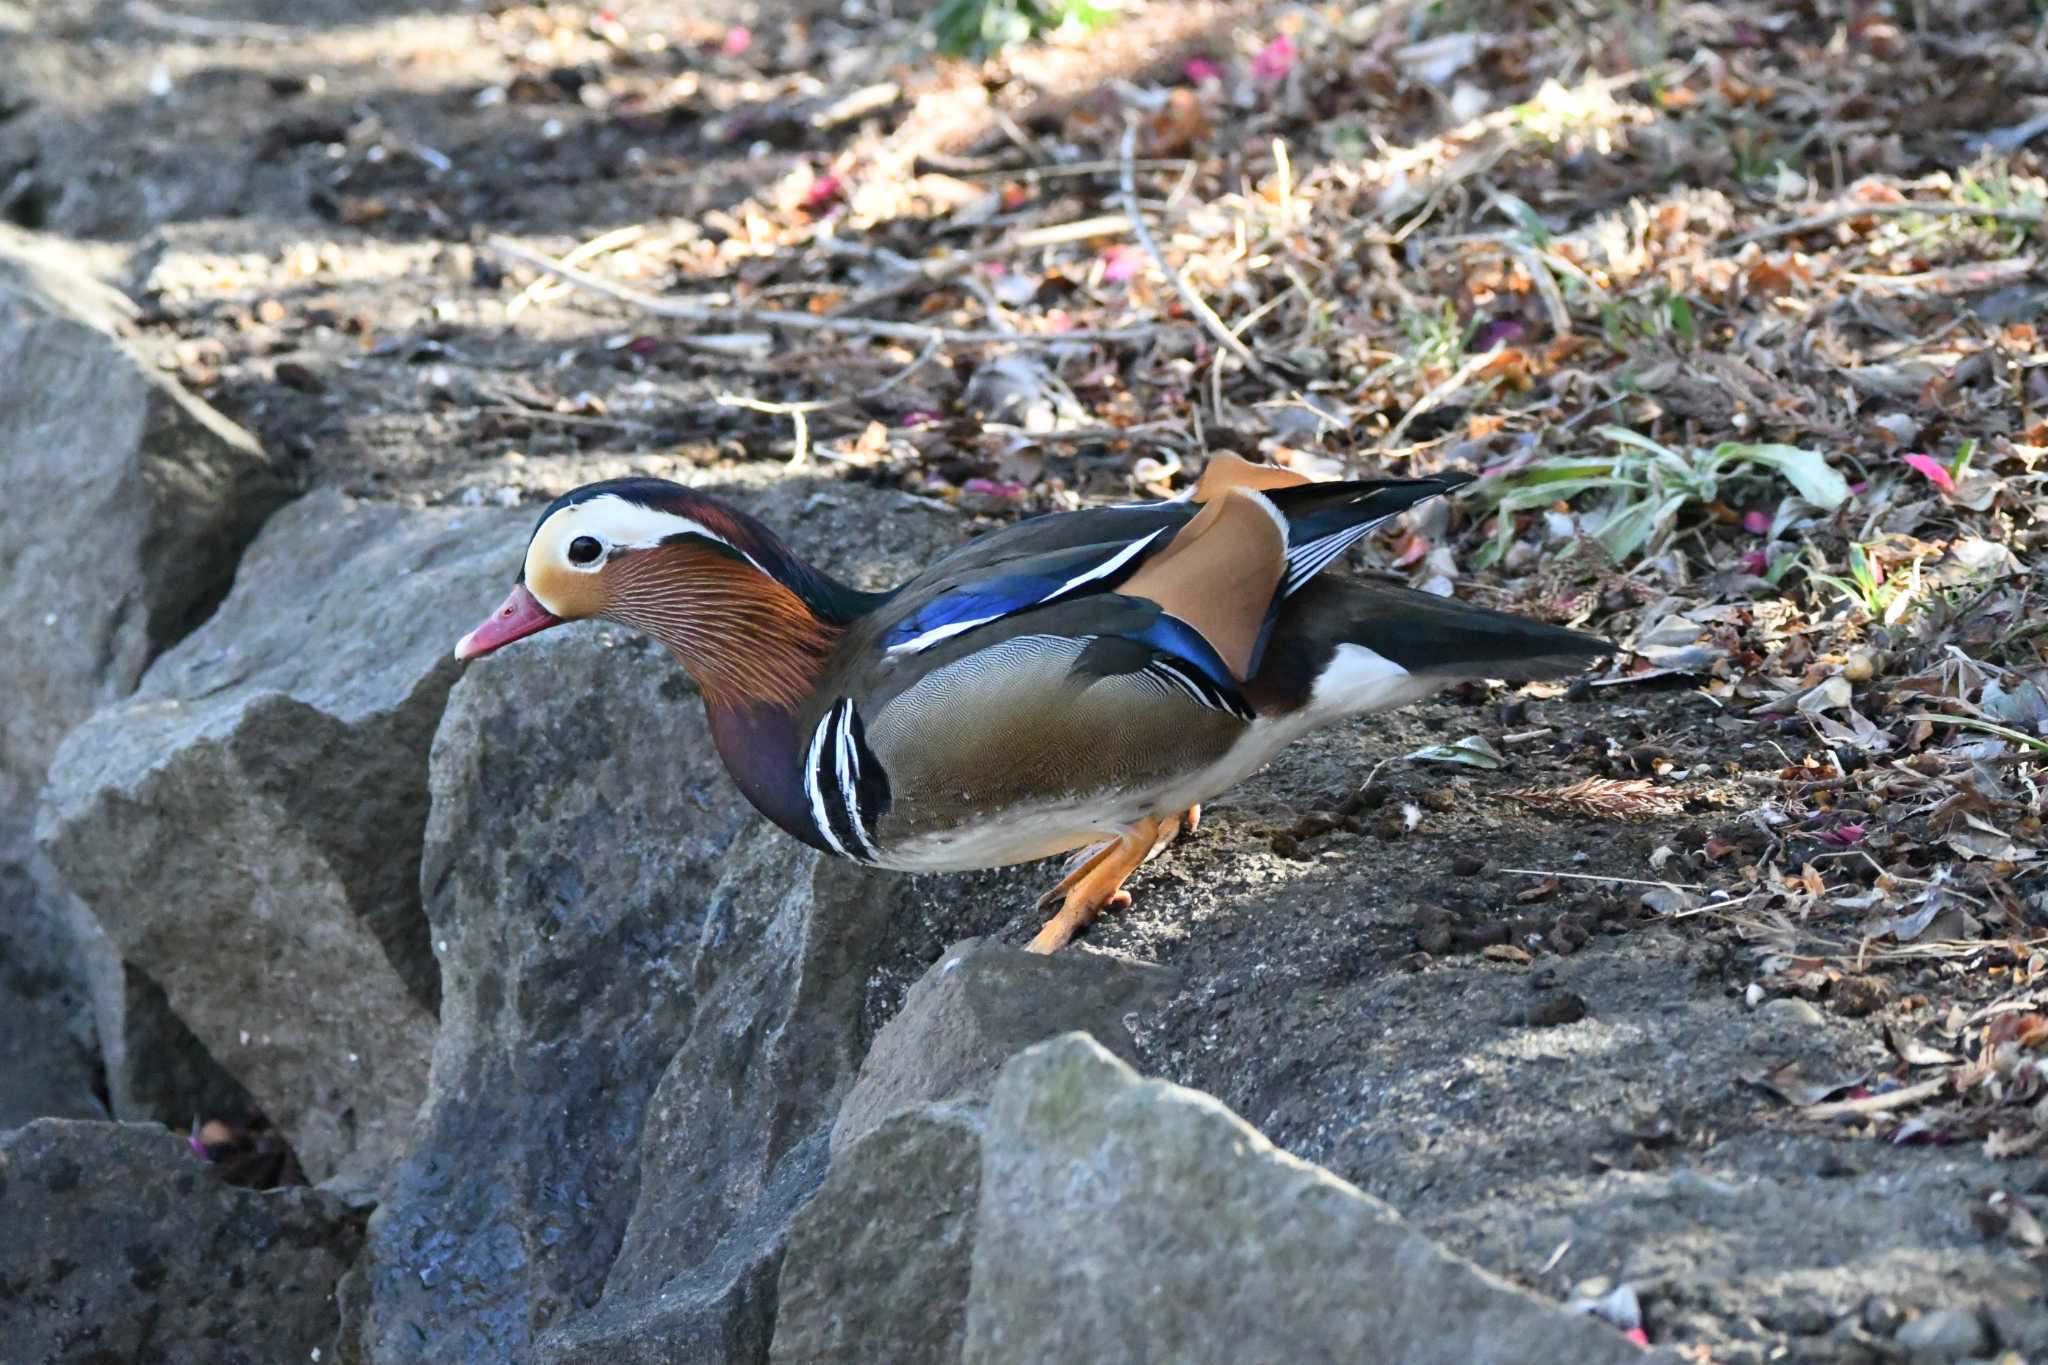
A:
1251;35;1295;83
803;174;843;209
1183;57;1222;84
1741;549;1769;574
1625;1328;1650;1347
1901;452;1956;493
1100;245;1145;283
1390;531;1430;568
1742;509;1771;535
721;26;752;56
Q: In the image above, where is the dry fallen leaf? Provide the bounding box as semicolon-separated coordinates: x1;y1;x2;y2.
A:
1500;777;1684;822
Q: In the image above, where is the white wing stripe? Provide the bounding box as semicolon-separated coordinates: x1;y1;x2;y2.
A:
884;612;1006;657
1281;515;1399;594
1048;526;1166;596
884;528;1169;658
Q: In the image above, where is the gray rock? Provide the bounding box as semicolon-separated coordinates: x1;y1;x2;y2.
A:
47;871;255;1128
0;983;98;1127
0;232;281;1137
537;1132;831;1365
963;1034;1647;1365
0;1119;363;1365
1894;1307;1989;1360
38;492;527;1185
0;856;100;1127
534;833;926;1365
355;628;759;1364
772;1105;984;1365
833;938;1173;1153
0;230;283;836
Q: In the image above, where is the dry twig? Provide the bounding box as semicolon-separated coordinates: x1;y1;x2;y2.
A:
1115;119;1270;381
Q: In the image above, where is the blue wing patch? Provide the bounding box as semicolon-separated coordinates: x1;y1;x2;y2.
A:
1123;613;1257;721
884;528;1167;656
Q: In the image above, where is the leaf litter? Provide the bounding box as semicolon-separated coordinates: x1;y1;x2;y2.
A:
32;0;2048;1351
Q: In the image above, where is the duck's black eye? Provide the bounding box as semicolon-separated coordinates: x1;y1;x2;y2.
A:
567;535;604;566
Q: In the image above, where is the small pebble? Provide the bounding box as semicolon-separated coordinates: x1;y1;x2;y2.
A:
1760;997;1825;1027
1468;920;1511;948
273;360;324;394
1547;914;1591;955
1893;1308;1988;1360
1829;975;1890;1018
1505;990;1586;1027
1413;911;1453;956
1663;1167;1744;1202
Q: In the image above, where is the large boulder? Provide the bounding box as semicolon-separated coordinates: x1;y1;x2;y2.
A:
54;881;258;1129
0;1119;363;1365
0;861;100;1128
0;229;284;840
530;832;941;1365
771;1105;984;1365
961;1034;1650;1364
352;628;761;1364
832;938;1174;1152
38;493;528;1186
0;230;285;1136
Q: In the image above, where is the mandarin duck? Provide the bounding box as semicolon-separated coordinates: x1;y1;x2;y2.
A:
455;455;1606;951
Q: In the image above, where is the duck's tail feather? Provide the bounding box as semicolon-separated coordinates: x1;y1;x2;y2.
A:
1253;575;1609;717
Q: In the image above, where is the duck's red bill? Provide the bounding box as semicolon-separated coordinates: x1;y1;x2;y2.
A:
455;583;561;660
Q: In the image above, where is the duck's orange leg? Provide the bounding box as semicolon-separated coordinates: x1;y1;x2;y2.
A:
1026;809;1200;953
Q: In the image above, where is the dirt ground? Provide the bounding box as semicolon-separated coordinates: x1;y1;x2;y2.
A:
8;0;2048;1360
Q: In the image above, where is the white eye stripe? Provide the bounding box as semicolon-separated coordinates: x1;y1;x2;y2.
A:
526;494;771;591
552;496;736;552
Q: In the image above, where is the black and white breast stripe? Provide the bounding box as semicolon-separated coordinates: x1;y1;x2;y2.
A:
803;698;891;863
